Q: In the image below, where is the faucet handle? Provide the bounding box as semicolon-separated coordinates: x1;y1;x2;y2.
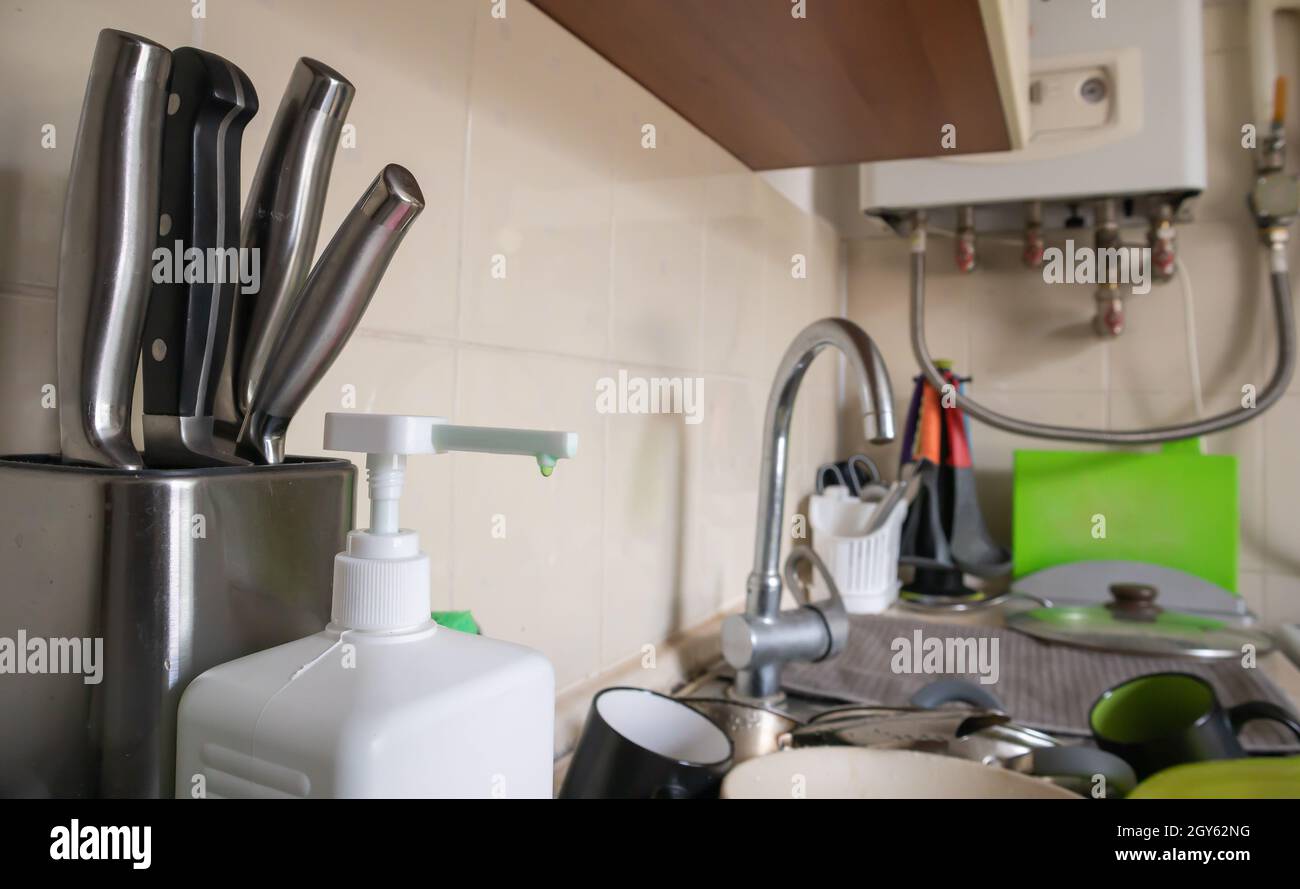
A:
721;545;850;690
784;545;849;660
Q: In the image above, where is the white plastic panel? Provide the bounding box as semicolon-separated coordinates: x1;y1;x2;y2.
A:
860;0;1206;211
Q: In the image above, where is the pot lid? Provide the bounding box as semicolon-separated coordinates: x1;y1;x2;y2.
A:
1010;560;1249;619
1007;583;1274;659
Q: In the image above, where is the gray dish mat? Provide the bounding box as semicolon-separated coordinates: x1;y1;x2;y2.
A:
781;614;1300;752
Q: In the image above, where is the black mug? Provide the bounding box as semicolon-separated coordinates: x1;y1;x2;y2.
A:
1090;672;1300;780
559;687;734;799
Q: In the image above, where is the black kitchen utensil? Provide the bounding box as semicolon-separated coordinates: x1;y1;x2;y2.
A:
559;687;733;799
142;47;258;467
1090;672;1300;780
899;459;979;599
899;460;953;571
897;368;1010;603
897;375;964;583
216;57;354;445
942;374;1011;578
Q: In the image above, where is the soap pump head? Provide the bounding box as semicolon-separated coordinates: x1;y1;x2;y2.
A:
324;413;578;631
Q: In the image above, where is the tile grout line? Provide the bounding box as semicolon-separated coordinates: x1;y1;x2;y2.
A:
597;147;619;677
444;1;481;614
698;194;710;389
452;1;479;346
1253;398;1266;610
351;326;755;383
836;236;849;450
0;282;56;298
597;391;609;677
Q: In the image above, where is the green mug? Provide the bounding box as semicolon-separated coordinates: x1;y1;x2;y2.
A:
1090;672;1300;781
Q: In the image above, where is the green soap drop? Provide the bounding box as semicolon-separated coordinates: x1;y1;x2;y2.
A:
538;454;556;477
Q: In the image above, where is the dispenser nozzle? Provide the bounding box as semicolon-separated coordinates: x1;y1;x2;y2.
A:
428;423;578;476
324;411;580;498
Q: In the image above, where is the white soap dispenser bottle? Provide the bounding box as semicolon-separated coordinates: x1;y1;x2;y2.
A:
175;413;577;799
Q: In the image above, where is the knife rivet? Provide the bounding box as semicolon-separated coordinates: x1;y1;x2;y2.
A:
159;213;172;237
151;339;167;362
167;93;180;116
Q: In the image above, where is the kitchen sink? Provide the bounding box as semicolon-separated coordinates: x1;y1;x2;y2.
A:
672;664;1128;798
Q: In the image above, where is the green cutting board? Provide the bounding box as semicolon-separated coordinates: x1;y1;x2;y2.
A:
1012;443;1238;593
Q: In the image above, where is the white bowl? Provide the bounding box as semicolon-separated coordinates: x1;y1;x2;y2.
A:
721;747;1080;799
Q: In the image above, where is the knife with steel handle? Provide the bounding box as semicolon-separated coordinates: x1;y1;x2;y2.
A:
238;164;425;464
142;48;258;468
213;57;354;444
56;30;172;469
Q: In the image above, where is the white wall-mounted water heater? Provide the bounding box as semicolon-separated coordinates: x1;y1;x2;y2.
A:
860;0;1207;216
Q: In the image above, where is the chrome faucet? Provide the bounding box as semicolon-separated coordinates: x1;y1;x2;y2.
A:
722;318;896;701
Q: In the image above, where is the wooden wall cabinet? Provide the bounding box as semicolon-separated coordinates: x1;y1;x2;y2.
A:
530;0;1028;170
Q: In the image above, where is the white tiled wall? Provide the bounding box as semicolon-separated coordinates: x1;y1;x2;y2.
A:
844;2;1300;627
0;0;844;691
17;1;1287;689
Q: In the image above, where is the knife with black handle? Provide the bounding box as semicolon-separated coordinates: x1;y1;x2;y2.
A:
142;47;258;468
213;57;354;446
56;30;171;469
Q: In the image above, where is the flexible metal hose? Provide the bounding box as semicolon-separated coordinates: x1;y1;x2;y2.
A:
908;226;1295;445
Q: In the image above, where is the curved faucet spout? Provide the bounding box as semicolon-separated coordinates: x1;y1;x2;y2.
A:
729;317;895;701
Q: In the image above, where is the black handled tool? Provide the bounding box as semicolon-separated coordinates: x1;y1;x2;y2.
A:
214;58;354;447
143;47;258;467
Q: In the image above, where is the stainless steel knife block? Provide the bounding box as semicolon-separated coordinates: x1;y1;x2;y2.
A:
0;455;354;798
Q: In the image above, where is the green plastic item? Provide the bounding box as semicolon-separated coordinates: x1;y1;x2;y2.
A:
1012;440;1238;593
432;610;480;634
1128;756;1300;799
